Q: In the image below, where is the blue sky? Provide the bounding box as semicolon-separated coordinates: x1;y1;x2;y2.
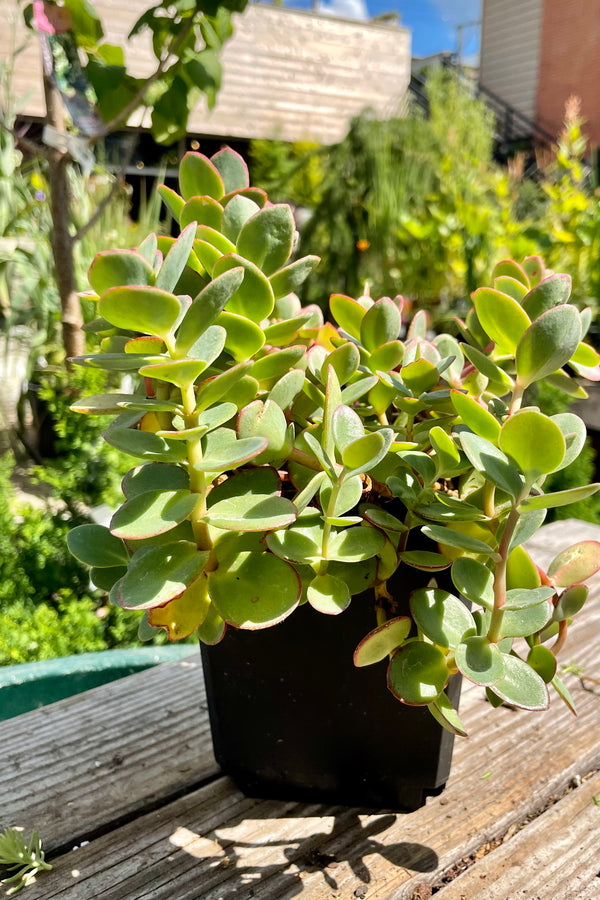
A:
283;0;482;60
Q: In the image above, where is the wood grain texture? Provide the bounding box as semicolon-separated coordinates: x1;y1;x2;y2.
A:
7;520;598;899
0;656;216;852
436;774;600;900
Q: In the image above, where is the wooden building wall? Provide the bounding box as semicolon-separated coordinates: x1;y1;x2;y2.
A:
0;0;411;145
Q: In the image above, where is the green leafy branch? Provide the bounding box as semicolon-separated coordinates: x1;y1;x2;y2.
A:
0;828;52;895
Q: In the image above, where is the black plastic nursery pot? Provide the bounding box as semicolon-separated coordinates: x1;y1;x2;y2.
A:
201;561;463;811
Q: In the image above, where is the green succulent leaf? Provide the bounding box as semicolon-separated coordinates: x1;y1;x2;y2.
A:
320;473;363;517
329;293;366;338
342;429;394;479
455;635;505;685
550;673;577;714
158;184;185;221
222;195;260;243
195;361;252;412
269;369;306;409
360;297;401;353
236;204;295;276
492;258;530;287
219;310;266;362
326;526;386;562
515;305;582;388
499;410;565;477
103;427;188;462
527;645;557;683
451;391;501;443
499;601;552;638
322;342;360;387
397;550;451;571
212;254;275;322
553;584;588;621
88;249;155;295
451;557;495;610
269;256;321;299
494;275;528;301
428;691;468;736
504;587;555;609
139;358;211;389
113;542;209;609
67;523;129;567
422;523;498;558
211;147;249;193
179;152;224;201
487;654;549;710
208;550;300;628
306;573;351;615
472;287;531;355
180;196;223;231
122;463;190;499
206;467;296;531
410;587;476;649
110;490;198;539
520;483;600;512
251;346;306;386
387;642;449;705
237;399;289;465
197;602;226;645
155;222;198;293
521;273;572;319
459;432;523;498
547;541;600;587
353;616;411;666
99;286;182;341
461;344;514;394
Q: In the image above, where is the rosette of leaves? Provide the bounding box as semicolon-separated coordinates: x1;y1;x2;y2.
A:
67;149;600;736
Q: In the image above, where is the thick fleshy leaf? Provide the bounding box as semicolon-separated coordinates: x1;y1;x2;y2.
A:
180;196;223;231
320;474;362;518
522;256;545;287
504;587;555;609
368;341;405;373
494;275;528;301
353;616;411;666
423;523;498;558
263;313;314;347
547;541;600;587
110;490;198;539
195;361;251;412
428;691;468;736
155;222;197;292
521;273;572;319
553;584;588;621
237;399;289;465
99;286;181;341
491;258;529;287
175;266;244;356
157;184;185;221
269;256;320;299
71;393;147;415
322;343;360;387
550;413;587;472
185;325;227;369
147;574;211;639
88;249;155;295
342;429;393;478
488;654;549;710
506;545;540;591
398;551;450;571
326;526;385;562
122;463;189;499
196;225;236;257
307;573;351;615
508;508;548;552
197;602;226;645
411;588;476;648
499;410;565;476
360;297;401;353
401;358;439;395
213;254;275;322
222;195;260;243
114;543;209;610
515;305;582;387
208;550;300;628
195;433;267;473
218;311;265;362
451;391;500;443
68;523;129;567
387;642;449;705
251;346;306;386
520;483;600;512
451;557;494;609
139;358;210;389
455;635;505;685
329;293;366;338
103;427;188;462
205;467;296;531
90;565;128;592
472;287;531;355
429;426;461;477
460;433;518;497
551;673;577;714
332;405;365;455
179;152;224;201
499;601;552;638
269;369;305;410
211;147;249;193
236;204;295;276
527;645;557;683
461;344;514;394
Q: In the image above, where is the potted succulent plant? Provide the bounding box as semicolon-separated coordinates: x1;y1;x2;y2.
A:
67;147;600;810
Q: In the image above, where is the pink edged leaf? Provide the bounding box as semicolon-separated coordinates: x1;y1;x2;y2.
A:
208;550;301;629
111;542;210;610
88;249;155;295
491;258;530;287
211;147;250;193
354;616;412;666
547;541;600;587
179;152;224;201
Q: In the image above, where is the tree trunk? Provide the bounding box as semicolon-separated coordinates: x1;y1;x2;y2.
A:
43;74;85;362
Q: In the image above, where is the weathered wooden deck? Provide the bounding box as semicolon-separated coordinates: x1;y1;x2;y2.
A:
1;519;599;899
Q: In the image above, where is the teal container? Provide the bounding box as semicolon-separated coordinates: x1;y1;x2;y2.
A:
0;646;197;721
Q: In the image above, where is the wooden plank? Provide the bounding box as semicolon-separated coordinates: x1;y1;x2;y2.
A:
435;774;600;899
0;656;216;853
13;524;599;899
